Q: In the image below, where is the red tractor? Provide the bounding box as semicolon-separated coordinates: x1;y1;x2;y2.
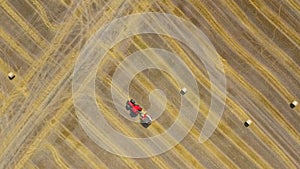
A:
126;99;142;117
126;99;152;128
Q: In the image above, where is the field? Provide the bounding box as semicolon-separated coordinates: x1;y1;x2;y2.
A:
0;0;299;168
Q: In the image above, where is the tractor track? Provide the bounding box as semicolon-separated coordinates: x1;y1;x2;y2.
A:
185;0;300;142
0;0;299;168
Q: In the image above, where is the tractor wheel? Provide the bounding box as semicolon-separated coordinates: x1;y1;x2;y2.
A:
126;104;130;110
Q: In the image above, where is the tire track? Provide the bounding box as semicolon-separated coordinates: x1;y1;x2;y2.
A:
91;31;230;167
13;96;109;169
0;1;48;48
130;7;295;167
186;0;299;141
0;26;34;64
4;64;73;169
265;0;300;24
0;18;74;117
2;0;298;166
91;94;203;169
1;43;82;168
35;70;143;169
74;37;205;168
224;63;299;168
156;15;296;166
27;0;59;31
9;2;144;168
0;0;94;116
55;124;109;169
61;113;145;169
88;2;270;166
0;0;122;116
1;1;129;168
220;0;300;83
146;2;298;167
77;95;167;168
98;47;254;168
101;63;261;169
82;66;180;168
144;52;271;169
249;0;300;48
187;0;296;101
44;143;69;169
0;50;74;156
123;43;235;168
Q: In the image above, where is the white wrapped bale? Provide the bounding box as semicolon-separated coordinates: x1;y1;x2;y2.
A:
244;119;252;127
8;72;15;80
180;88;187;95
290;101;298;109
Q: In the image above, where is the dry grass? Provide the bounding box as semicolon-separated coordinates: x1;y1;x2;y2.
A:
0;0;299;168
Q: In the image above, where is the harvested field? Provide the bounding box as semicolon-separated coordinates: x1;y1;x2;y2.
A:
0;0;299;169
